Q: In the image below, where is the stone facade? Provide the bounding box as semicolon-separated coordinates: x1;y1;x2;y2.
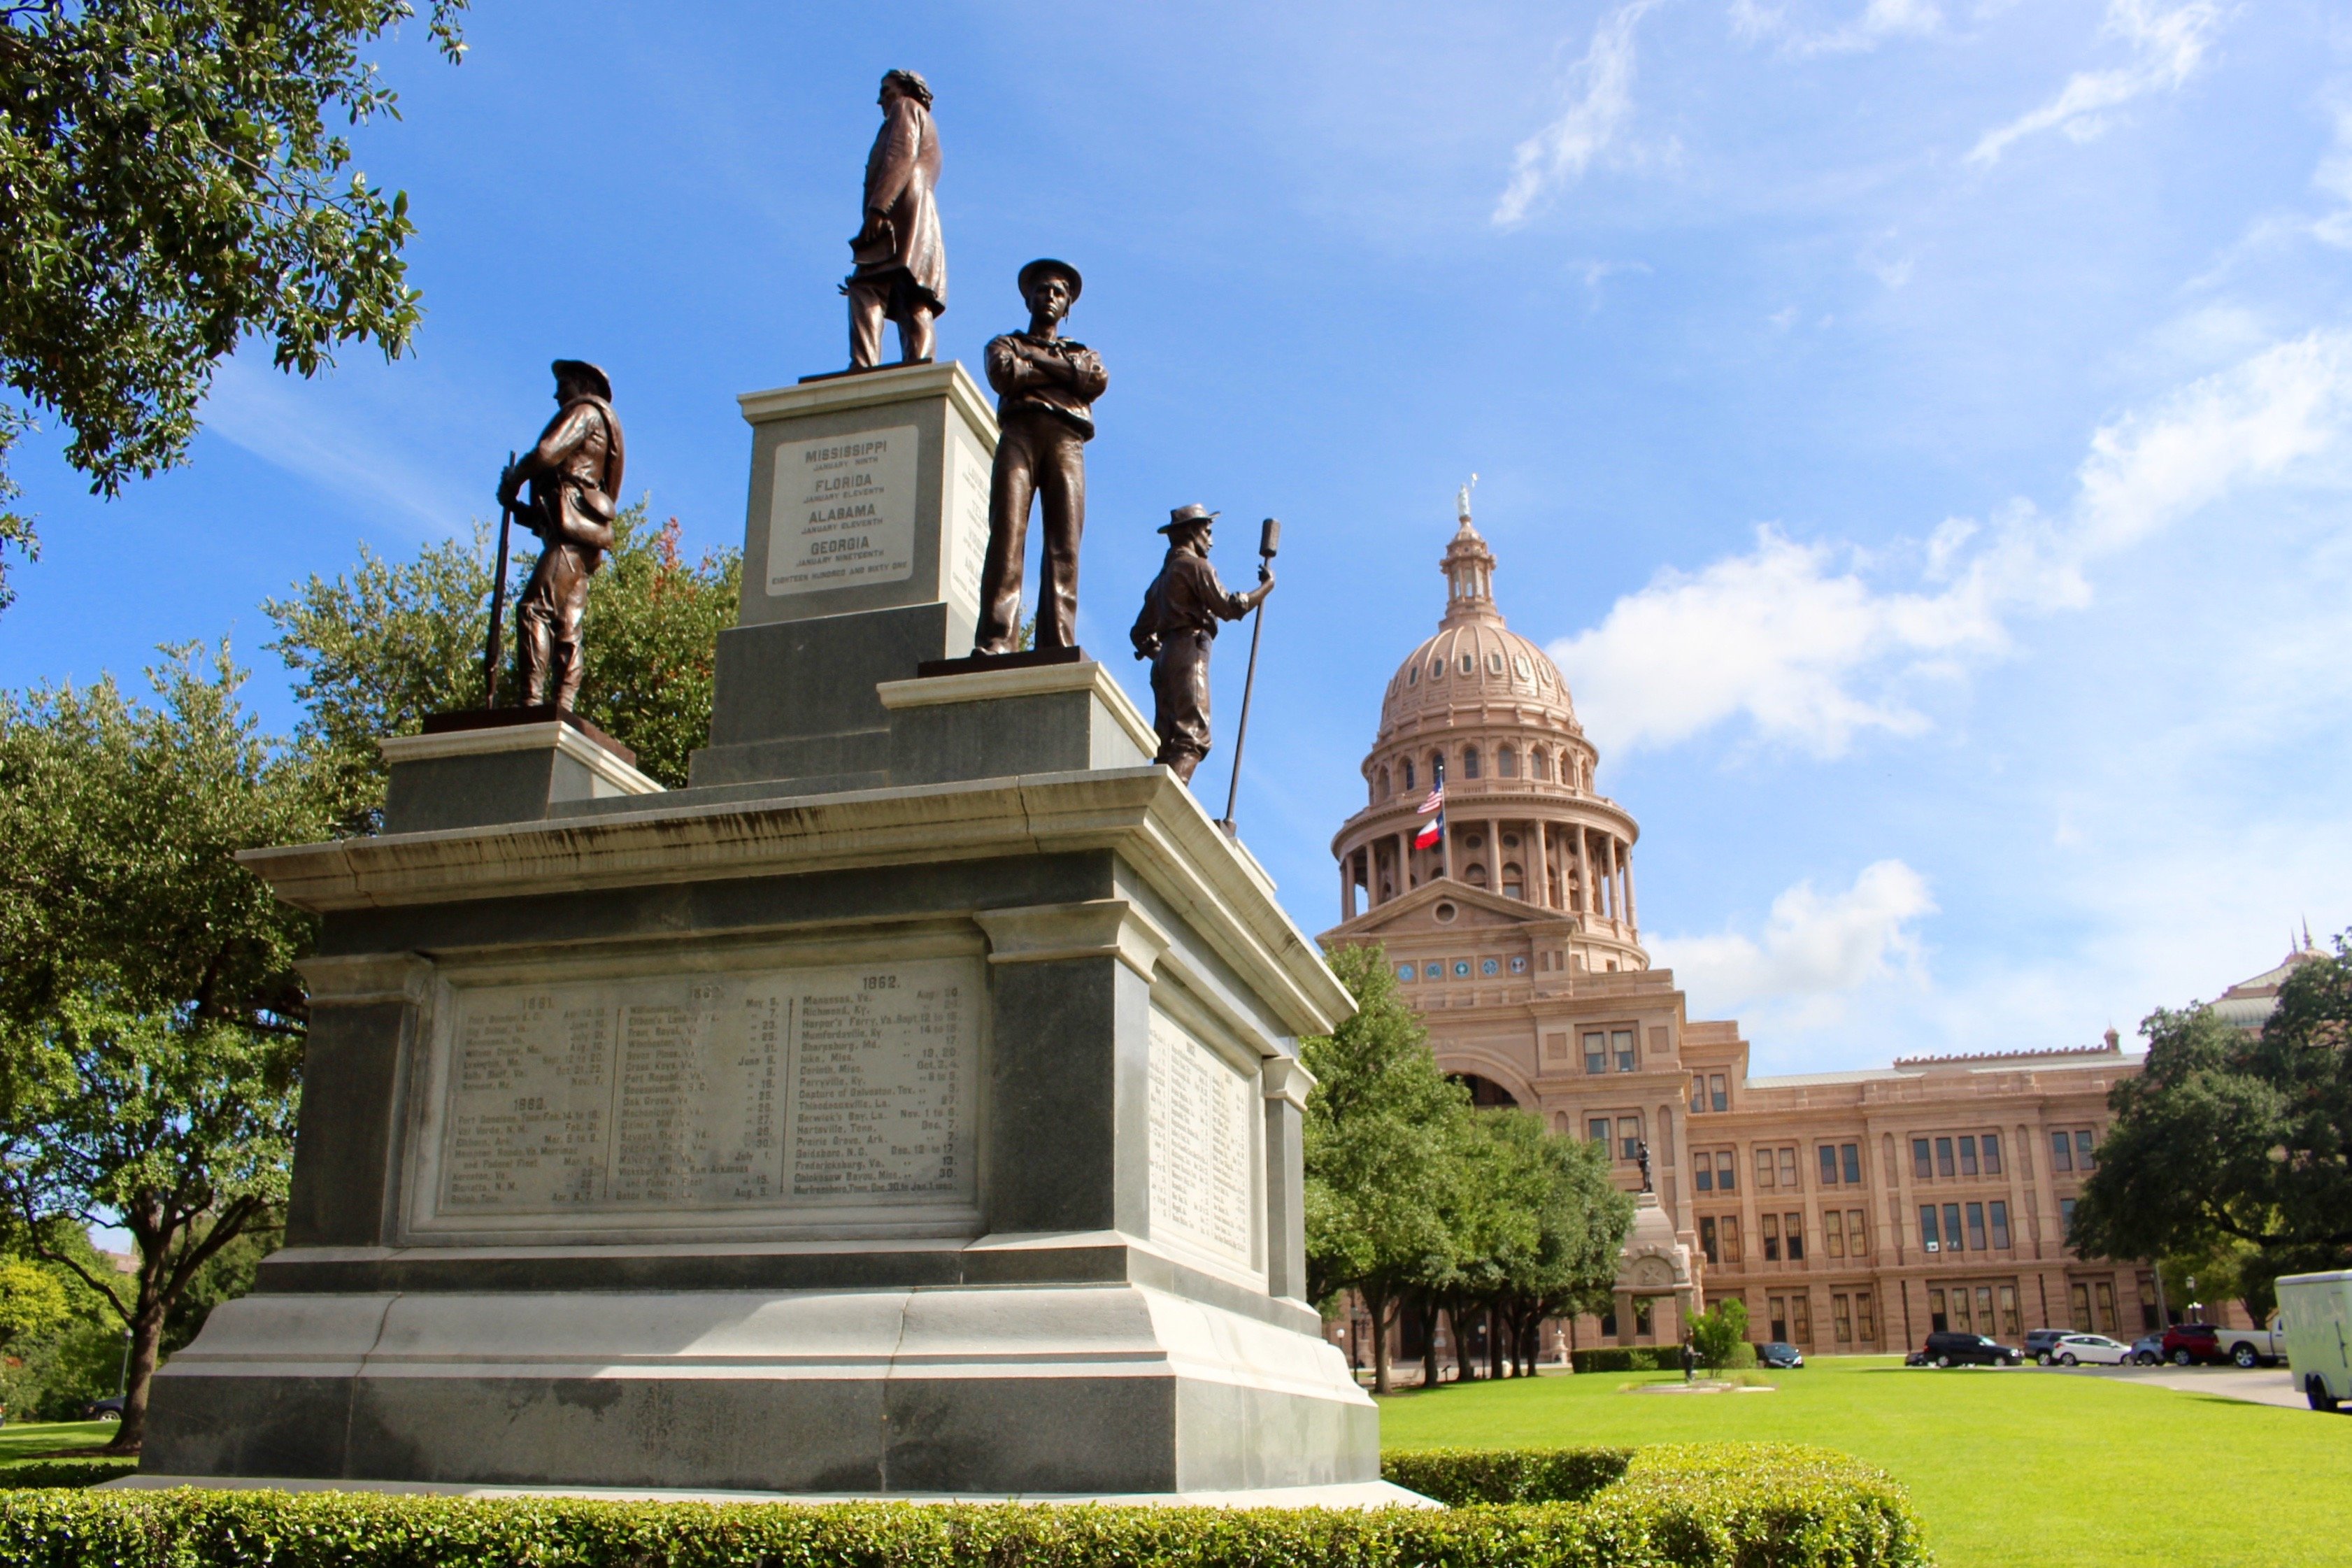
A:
1315;504;2258;1360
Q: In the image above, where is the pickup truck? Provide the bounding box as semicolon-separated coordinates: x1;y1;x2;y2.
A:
2206;1316;2286;1368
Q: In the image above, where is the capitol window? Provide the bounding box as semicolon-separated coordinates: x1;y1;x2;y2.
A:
1514;654;1532;680
1498;746;1517;777
1462;747;1481;778
1406;664;1418;685
1488;651;1504;675
1402;759;1416;790
1430;657;1445;680
1459;653;1475;674
1532;750;1551;779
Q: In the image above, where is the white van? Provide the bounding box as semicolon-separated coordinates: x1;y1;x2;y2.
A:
2276;1271;2352;1411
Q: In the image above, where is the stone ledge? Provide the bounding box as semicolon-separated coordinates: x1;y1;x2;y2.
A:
104;1475;1437;1509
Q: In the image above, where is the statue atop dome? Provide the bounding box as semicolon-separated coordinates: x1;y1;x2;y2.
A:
1456;473;1477;525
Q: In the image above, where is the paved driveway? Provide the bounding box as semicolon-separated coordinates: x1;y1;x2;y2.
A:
2037;1362;2318;1411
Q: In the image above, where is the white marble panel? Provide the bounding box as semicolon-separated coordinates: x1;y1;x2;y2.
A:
766;425;920;596
406;957;979;1240
1147;1010;1260;1274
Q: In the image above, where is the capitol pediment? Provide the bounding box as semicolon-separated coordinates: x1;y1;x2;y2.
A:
1323;879;1576;942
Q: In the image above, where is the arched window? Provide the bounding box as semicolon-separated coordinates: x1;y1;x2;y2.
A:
1402;758;1416;791
1532;749;1551;781
1430;750;1446;783
1459;652;1475;675
1466;862;1489;886
1462;746;1481;779
1498;746;1518;778
1502;862;1524;899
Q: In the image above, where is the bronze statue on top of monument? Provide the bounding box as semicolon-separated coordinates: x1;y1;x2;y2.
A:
844;69;946;371
1131;504;1274;785
494;359;626;713
969;259;1107;657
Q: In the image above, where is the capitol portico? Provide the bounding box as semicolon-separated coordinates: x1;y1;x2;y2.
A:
1317;497;2208;1362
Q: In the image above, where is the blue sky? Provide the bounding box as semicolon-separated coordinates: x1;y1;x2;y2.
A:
3;0;2349;1073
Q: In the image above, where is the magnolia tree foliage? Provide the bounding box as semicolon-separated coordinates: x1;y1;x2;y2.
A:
1304;944;1632;1392
1689;1297;1751;1371
266;504;741;820
0;0;471;610
0;648;322;1449
2073;939;2352;1308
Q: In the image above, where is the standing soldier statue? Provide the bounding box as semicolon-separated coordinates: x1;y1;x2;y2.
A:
1130;505;1274;784
845;69;946;371
496;360;625;713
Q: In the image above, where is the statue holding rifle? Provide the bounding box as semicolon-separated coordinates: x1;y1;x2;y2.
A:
495;359;625;712
1130;504;1274;785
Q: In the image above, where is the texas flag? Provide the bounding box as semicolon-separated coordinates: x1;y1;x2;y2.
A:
1413;757;1445;850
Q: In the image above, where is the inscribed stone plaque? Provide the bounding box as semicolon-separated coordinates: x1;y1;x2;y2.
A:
766;425;920;597
943;422;992;615
1146;1011;1257;1271
415;957;978;1236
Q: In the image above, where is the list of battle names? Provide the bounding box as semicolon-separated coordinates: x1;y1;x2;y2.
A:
432;960;976;1219
1147;1013;1256;1268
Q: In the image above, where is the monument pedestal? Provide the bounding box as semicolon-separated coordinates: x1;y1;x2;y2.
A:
142;366;1388;1499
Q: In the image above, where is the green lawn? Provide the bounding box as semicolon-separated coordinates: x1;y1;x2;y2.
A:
1377;1357;2349;1568
0;1421;123;1461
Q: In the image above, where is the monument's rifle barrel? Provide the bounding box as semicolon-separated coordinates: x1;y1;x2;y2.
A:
483;450;518;709
1218;518;1280;835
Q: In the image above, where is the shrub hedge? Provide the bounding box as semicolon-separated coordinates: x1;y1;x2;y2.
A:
1571;1346;1674;1373
0;1444;1927;1568
0;1460;132;1490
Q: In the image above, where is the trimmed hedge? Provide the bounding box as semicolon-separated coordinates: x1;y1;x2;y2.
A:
1383;1445;1634;1502
0;1444;1928;1568
1571;1346;1675;1373
0;1460;132;1490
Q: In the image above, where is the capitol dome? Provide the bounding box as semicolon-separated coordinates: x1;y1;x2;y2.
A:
1325;495;1646;976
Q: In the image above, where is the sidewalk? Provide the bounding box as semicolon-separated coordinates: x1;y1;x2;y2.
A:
2038;1362;2316;1411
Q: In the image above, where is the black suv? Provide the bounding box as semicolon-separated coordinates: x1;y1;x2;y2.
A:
2023;1328;2069;1364
1919;1331;2023;1367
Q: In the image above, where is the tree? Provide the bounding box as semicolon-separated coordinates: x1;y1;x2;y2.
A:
1302;944;1478;1395
1689;1297;1751;1372
0;0;469;611
266;505;740;825
1476;1111;1632;1376
0;646;321;1451
2073;939;2352;1310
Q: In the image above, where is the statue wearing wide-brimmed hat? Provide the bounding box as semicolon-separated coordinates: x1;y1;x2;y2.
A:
1130;504;1274;784
971;257;1108;655
496;359;625;711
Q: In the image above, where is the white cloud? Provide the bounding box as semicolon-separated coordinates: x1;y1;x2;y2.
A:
1551;330;2352;755
1493;0;1667;227
1737;0;1943;57
2313;104;2352;250
1968;0;2221;166
1653;860;1936;1024
202;357;480;534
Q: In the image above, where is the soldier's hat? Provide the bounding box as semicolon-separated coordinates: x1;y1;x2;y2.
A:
1159;503;1218;535
551;359;613;401
1017;258;1083;302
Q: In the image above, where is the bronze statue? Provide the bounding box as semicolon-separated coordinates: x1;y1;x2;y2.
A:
972;259;1107;654
845;69;946;371
1130;504;1274;784
496;360;625;712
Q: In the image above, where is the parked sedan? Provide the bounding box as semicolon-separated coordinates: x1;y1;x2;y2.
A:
2128;1334;2166;1365
2051;1333;2132;1366
2023;1328;2070;1364
1919;1330;2024;1367
1759;1342;1804;1369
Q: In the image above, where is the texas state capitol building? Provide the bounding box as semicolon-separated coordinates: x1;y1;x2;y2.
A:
1317;500;2165;1360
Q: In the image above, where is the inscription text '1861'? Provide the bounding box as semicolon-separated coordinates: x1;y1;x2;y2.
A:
430;958;977;1222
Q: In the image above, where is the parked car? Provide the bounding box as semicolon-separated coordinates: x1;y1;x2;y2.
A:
2161;1323;2229;1366
2207;1314;2286;1368
2050;1333;2132;1366
2023;1328;2070;1364
83;1396;122;1420
1918;1330;2023;1367
2128;1333;2166;1365
2276;1269;2352;1411
1759;1342;1804;1369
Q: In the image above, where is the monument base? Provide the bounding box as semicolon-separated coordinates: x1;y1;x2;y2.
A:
106;1476;1432;1509
144;1270;1376;1497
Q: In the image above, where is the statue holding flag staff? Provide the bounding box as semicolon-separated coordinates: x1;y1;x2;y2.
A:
1130;504;1274;785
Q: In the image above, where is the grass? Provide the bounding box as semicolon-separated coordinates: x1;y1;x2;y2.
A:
1378;1357;2349;1568
0;1421;120;1462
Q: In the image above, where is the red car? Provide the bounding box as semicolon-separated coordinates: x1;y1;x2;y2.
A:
2160;1324;2228;1366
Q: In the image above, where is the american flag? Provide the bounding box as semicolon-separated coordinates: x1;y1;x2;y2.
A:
1413;757;1445;848
1416;782;1444;815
